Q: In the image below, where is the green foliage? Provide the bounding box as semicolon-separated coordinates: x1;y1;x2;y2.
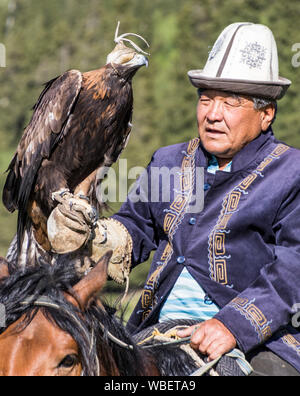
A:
0;0;299;267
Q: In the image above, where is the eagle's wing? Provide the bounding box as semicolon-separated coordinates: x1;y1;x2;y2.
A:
3;69;82;213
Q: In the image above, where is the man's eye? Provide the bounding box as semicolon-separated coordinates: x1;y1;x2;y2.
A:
224;98;241;107
58;354;79;369
199;98;211;105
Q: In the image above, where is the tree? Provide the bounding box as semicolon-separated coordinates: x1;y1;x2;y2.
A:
0;0;299;256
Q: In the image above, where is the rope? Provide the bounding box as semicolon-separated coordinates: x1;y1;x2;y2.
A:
190;349;253;377
114;274;130;312
20;298;253;376
21;295;134;352
136;324;253;376
138;326;191;349
189;356;221;376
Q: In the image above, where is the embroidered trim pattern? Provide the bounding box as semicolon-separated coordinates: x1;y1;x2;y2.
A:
208;143;290;286
228;297;273;342
141;138;200;320
281;331;300;357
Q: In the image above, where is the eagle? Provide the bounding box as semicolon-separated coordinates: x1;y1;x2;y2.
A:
2;23;149;256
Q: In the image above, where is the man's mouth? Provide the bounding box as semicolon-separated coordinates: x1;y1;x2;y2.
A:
205;127;226;135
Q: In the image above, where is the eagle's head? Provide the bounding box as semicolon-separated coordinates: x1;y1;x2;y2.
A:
107;41;148;70
106;22;149;78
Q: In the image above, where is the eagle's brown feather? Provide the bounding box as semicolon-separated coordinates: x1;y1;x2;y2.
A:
3;44;147;254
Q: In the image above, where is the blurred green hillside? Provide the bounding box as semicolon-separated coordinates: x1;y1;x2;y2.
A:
0;0;300;268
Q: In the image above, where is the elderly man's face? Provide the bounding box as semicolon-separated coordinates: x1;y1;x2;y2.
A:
197;90;275;163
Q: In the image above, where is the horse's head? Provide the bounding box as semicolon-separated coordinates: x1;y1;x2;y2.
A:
0;252;112;376
0;254;200;377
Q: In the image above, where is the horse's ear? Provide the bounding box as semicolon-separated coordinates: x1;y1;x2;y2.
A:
0;257;9;280
72;251;112;308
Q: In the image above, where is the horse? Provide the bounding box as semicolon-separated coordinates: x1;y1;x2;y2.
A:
0;253;206;376
0;253;248;376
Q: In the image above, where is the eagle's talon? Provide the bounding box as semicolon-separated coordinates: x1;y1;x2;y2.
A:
60;189;71;198
89;207;99;223
52;189;71;201
78;194;90;203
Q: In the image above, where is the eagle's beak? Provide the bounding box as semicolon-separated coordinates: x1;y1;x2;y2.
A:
128;53;149;69
106;41;149;69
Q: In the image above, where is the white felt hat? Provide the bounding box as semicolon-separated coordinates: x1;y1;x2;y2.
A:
188;23;291;99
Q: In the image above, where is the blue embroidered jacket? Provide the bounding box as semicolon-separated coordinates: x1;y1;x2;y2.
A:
113;128;300;372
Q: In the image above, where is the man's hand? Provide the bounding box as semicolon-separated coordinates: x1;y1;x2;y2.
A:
177;319;236;361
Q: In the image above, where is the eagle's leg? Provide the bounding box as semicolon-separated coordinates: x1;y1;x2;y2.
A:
74;169;98;200
28;200;52;251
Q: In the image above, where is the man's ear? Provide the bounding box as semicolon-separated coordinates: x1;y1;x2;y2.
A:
261;104;276;131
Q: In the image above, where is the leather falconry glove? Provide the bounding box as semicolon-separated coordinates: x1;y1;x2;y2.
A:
47;190;98;254
47;190;133;284
89;217;133;284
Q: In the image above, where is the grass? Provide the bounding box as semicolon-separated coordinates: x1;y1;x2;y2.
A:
101;289;143;324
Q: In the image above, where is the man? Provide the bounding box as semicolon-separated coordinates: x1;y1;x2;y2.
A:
49;23;300;375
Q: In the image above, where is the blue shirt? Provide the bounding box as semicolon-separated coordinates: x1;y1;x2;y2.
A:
158;268;220;322
159;155;231;323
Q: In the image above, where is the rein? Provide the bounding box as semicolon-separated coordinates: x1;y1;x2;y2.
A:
20;296;253;376
20;296;190;352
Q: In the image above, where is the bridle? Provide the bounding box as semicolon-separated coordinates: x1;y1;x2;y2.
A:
19;296;253;376
20;294;138;376
20;295;101;375
21;295;187;352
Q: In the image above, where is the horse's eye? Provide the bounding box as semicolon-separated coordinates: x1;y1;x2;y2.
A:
58;354;79;369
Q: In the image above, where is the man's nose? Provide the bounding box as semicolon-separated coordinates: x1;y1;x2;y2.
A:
206;101;224;123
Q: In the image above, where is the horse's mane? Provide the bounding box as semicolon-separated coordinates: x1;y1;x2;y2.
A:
0;259;198;376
